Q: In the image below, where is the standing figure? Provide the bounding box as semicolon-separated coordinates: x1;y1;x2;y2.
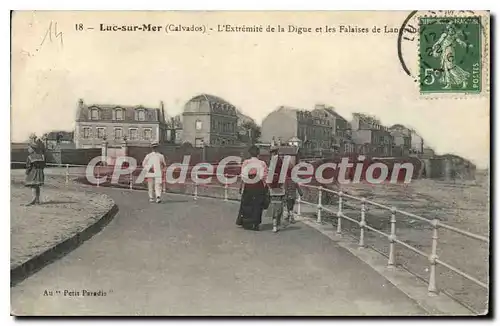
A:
142;142;166;203
25;142;45;205
432;22;474;89
284;173;303;224
237;145;268;231
268;146;286;233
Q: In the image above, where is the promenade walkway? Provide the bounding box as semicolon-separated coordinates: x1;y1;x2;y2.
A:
11;185;427;316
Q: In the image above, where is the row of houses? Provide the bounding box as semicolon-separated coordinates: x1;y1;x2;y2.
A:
43;94;432;160
67;94;257;149
260;104;430;158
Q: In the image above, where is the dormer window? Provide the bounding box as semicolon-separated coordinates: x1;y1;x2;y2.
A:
90;107;100;120
113;108;124;121
136;109;146;121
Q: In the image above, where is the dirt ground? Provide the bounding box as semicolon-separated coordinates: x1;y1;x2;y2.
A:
10;183;114;269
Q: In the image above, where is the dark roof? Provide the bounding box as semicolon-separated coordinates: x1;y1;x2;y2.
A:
184;93;237;116
76;100;164;123
390;129;409;136
323;107;348;122
439;153;470;162
189;94;231;105
390;124;407;129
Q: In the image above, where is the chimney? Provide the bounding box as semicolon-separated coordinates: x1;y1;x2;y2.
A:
160;101;166;123
78;98;84;108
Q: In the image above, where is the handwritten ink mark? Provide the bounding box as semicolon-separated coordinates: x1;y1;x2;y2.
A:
40;21;63;48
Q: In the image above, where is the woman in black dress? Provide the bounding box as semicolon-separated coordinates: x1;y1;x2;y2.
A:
25;141;46;205
236;145;269;231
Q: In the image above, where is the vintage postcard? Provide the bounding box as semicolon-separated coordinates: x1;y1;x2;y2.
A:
10;11;490;316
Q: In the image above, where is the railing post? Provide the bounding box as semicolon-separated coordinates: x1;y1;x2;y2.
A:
194;183;198;200
96;166;100;187
359;198;366;248
388;207;397;268
224;183;228;201
129;171;133;190
297;191;301;216
163;169;167;193
337;191;343;235
428;219;439;296
317;186;323;224
65;164;69;184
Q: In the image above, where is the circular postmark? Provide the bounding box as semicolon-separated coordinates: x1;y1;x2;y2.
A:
397;10;419;80
397;10;486;93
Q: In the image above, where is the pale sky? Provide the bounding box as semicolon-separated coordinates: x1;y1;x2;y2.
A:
11;11;490;168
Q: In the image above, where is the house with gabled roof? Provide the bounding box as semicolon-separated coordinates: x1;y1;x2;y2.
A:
261;105;332;151
74;99;168;149
182;94;239;147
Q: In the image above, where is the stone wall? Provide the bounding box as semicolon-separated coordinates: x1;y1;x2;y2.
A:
127;145;248;166
11;148;102;168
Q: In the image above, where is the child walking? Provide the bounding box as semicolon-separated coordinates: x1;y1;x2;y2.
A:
284;176;303;224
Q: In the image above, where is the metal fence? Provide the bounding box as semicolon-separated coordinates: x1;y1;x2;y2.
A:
12;161;242;201
12;161;489;300
296;183;489;297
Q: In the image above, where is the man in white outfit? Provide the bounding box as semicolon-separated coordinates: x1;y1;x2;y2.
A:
142;142;166;203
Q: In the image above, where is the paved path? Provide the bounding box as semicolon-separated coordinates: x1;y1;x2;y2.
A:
11;187;426;316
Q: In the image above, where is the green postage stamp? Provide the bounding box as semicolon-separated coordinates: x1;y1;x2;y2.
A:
419;16;482;94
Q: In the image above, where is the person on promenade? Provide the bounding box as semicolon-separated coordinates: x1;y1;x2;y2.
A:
236;145;269;231
25;140;46;206
284;169;303;224
142;142;166;203
268;146;286;233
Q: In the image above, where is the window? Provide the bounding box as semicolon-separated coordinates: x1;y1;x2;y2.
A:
97;128;106;139
195;120;202;130
129;128;138;140
136;109;146;121
90;108;100;120
190;101;200;111
114;108;124;121
143;128;152;140
195;138;204;148
114;128;123;140
83;127;91;139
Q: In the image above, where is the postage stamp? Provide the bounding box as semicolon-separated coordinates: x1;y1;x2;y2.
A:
419;16;482;94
